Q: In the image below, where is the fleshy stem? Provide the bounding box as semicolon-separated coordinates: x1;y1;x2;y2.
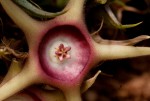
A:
64;88;82;101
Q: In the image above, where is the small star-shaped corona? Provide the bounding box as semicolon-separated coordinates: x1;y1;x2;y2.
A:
55;44;71;61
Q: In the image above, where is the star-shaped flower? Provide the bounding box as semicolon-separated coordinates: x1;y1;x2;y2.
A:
55;44;71;61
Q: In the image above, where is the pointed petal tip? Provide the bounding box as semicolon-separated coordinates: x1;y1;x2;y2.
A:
81;70;101;93
96;44;150;61
146;35;150;39
119;21;143;29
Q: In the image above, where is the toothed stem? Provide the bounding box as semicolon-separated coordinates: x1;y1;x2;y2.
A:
94;42;150;61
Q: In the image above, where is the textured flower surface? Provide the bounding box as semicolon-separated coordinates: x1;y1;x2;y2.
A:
55;43;71;61
39;25;91;81
0;0;150;101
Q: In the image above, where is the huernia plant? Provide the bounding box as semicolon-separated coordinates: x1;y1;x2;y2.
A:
0;0;150;101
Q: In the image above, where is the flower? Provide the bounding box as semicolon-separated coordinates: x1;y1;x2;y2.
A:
55;43;71;61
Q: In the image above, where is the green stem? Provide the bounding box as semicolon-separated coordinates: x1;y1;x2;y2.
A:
12;0;67;18
105;5;142;29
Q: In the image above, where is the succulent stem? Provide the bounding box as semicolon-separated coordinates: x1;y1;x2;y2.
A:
64;88;82;101
4;93;36;101
0;66;37;101
1;0;43;34
62;0;86;21
1;59;22;85
94;43;150;61
105;5;142;29
92;35;150;45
